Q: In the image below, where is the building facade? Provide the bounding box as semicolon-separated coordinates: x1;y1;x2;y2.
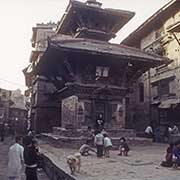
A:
24;0;169;133
23;22;58;132
9;89;28;134
122;0;180;131
0;88;12;123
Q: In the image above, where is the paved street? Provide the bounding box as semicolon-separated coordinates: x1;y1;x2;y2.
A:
0;138;49;180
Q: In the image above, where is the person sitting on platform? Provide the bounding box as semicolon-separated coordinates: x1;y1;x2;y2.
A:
161;143;174;167
118;137;129;156
144;124;154;141
168;124;179;135
79;140;96;156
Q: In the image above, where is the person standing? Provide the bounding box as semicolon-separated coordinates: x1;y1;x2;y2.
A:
94;130;104;158
0;122;5;142
24;138;39;180
103;134;112;158
7;136;24;180
96;114;104;132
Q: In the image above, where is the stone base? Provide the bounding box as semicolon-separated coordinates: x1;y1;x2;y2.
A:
53;127;136;137
41;133;152;149
169;134;180;143
42;154;75;180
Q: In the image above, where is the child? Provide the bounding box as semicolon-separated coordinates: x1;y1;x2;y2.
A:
118;137;129;156
161;143;173;167
103;134;113;158
79;140;96;156
94;130;104;158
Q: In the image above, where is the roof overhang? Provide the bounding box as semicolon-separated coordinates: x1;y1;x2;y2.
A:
34;36;171;84
159;98;180;109
47;37;170;66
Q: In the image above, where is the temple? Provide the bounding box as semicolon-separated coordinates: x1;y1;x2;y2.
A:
24;0;170;133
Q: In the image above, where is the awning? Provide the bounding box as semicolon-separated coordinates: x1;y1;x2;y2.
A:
167;20;180;33
158;98;180;109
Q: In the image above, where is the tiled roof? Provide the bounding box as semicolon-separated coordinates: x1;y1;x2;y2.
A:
49;36;170;65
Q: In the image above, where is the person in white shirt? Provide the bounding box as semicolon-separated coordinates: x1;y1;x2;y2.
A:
145;125;153;136
8;136;24;180
168;124;179;135
103;134;112;158
94;131;104;158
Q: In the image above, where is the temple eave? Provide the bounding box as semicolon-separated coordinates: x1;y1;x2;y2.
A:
54;83;128;100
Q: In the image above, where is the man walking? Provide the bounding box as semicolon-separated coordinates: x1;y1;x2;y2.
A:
7;136;24;180
24;138;39;180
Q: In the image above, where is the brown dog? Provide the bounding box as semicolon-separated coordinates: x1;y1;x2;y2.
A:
67;153;81;175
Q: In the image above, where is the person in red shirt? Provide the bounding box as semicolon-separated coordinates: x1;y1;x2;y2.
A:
161;143;173;167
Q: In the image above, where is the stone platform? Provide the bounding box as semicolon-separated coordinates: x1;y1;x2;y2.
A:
41;133;152;149
41;127;151;149
169;134;180;143
53;127;136;137
40;143;180;180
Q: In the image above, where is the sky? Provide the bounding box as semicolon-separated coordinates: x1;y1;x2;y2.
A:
0;0;170;92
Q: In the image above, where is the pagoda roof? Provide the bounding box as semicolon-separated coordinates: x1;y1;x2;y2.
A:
35;35;171;85
56;0;135;41
47;35;170;66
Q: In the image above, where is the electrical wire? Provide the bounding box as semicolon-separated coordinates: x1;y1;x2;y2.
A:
0;78;25;87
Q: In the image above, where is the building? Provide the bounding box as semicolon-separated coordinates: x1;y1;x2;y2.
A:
122;0;180;131
24;0;169;133
9;89;28;134
23;22;57;131
0;88;12;123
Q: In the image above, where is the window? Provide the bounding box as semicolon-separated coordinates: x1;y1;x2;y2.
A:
159;80;169;96
2;92;6;98
139;83;144;102
95;66;109;78
155;26;164;39
159;110;168;125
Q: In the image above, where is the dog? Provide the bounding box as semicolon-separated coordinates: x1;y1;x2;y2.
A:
67;152;81;175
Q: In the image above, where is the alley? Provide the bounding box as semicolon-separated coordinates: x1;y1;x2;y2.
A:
0;138;49;180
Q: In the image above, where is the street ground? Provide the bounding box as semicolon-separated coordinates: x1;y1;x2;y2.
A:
40;142;180;180
0;137;49;180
